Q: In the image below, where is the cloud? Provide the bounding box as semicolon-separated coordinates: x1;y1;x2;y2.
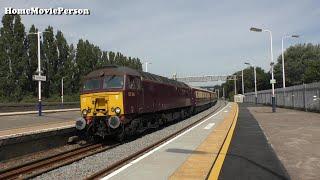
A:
1;0;319;81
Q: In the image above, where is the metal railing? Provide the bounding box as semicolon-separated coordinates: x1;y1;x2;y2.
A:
244;82;320;112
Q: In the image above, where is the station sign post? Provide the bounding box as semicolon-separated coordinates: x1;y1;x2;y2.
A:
32;75;46;82
32;74;46;116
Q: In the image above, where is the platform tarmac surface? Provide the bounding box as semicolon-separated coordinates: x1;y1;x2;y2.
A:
0;111;78;138
219;103;290;180
245;104;319;180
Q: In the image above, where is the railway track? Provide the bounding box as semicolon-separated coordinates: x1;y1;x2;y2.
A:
85;102;226;179
0;102;225;179
0;143;120;179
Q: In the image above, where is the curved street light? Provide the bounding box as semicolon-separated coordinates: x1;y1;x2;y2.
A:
281;34;299;88
250;26;276;112
244;62;258;104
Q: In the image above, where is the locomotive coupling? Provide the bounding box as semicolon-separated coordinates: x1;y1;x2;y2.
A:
75;117;87;130
108;116;121;129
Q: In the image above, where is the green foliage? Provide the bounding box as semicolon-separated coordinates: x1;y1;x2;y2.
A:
274;43;320;87
0;14;143;102
0;15;28;101
219;44;320;99
220;67;270;99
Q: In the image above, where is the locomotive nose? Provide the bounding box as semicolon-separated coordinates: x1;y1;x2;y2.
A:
108;116;121;129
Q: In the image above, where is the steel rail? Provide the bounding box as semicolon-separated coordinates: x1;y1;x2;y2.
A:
0;143;120;179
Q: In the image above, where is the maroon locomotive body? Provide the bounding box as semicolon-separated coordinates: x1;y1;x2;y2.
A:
77;65;217;140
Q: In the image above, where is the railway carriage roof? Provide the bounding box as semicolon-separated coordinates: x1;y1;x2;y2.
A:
191;86;215;93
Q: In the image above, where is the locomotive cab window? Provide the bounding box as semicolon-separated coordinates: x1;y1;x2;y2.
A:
83;79;100;91
103;75;124;89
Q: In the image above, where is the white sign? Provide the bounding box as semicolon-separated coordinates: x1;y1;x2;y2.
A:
33;75;46;81
270;79;276;84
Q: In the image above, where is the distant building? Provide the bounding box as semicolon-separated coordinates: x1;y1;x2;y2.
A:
234;94;245;103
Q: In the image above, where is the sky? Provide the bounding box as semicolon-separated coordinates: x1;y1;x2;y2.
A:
0;0;319;84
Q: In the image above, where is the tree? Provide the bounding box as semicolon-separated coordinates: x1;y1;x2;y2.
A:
274;43;320;87
0;14;144;102
66;44;78;93
42;26;58;97
221;66;269;100
0;15;28;101
56;30;69;96
25;24;38;94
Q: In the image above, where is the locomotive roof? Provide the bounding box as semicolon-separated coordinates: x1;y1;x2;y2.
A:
140;71;189;88
84;65;141;78
83;65;189;88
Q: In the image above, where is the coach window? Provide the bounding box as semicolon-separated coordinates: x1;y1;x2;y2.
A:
128;76;141;90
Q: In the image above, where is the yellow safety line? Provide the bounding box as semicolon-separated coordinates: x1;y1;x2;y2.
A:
170;103;238;180
207;103;239;180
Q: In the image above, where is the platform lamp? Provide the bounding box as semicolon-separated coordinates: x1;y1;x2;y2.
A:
244;62;258;104
250;27;276;112
145;62;152;72
281;35;299;89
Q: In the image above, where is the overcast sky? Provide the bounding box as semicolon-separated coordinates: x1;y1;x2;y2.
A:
1;0;319;82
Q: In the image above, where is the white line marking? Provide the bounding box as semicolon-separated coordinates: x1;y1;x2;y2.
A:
224;110;228;112
102;103;230;180
204;123;215;129
0;108;79;116
0;124;74;140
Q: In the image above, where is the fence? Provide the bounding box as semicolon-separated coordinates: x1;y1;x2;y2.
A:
244;82;320;112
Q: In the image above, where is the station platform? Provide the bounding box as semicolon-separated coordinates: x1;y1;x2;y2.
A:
0;110;78;139
220;104;320;180
102;103;320;180
102;102;238;180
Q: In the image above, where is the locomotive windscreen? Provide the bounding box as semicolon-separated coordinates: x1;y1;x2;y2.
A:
103;75;124;89
83;79;100;91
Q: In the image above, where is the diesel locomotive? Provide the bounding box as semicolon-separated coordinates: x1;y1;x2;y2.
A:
75;65;217;141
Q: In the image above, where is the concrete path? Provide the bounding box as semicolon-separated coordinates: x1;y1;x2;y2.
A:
248;105;320;180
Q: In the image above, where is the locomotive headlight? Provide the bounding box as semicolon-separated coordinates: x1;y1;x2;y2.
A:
82;109;88;117
115;107;121;114
75;117;86;130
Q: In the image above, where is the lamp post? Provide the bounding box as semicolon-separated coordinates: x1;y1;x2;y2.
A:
281;35;299;88
245;62;258;104
29;31;49;116
234;75;237;95
222;87;225;100
145;62;152;72
250;27;276;112
61;77;65;107
241;69;244;95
